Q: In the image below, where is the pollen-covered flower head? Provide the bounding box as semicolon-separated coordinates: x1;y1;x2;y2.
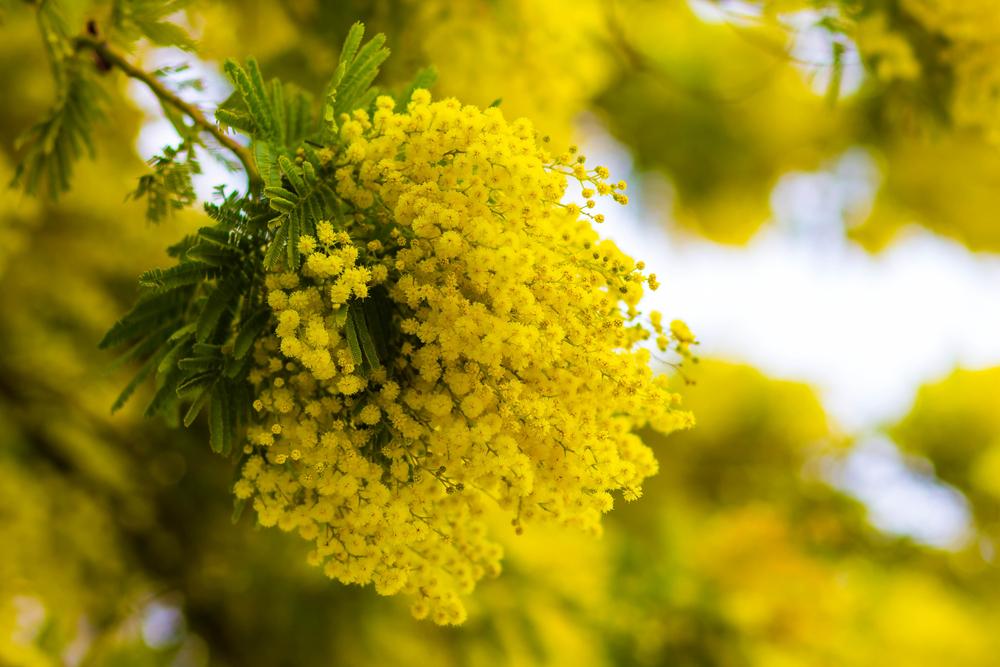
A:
240;90;693;624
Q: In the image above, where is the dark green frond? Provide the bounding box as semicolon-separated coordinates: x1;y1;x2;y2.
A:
100;288;192;350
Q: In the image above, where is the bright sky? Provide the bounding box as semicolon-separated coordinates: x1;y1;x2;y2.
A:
583;124;1000;547
598;143;1000;433
131;44;1000;548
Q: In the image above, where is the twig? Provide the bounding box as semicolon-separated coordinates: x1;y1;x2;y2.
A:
74;33;263;194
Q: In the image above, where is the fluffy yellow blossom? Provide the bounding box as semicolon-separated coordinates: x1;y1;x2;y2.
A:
240;90;692;624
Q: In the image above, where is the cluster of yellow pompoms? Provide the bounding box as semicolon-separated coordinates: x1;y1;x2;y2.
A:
235;90;693;624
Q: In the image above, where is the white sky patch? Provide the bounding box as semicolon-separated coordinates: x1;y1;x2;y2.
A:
627;222;1000;432
131;47;245;200
830;436;973;548
584;128;1000;432
141;601;185;649
784;9;865;97
688;0;763;24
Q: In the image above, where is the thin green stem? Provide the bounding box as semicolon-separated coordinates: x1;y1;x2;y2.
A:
74;34;263;194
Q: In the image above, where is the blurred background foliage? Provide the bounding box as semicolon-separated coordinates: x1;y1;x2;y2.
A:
2;0;1000;665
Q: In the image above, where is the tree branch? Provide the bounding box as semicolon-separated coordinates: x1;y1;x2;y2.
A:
74;34;263;194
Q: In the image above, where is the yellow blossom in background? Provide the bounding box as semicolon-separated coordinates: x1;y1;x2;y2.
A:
595;0;844;244
401;0;612;142
854;14;921;82
890;366;1000;535
0;156;40;276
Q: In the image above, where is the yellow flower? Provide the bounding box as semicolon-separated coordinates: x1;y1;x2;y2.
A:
239;90;691;625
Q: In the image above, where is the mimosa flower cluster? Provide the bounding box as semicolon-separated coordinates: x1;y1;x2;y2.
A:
236;90;693;624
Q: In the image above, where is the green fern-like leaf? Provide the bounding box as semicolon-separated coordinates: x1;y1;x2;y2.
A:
222;60;314;151
223;59;276;142
13;68;104;196
324;22;390;132
102;191;265;451
260;155;335;270
111;0;195;49
129;143;201;222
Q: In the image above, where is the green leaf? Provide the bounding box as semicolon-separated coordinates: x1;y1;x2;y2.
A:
209;387;226;453
177;355;224;372
128;143;201;223
139;262;218;293
278;156;307;193
339;23;366;74
167;322;197;344
270;78;287;147
112;0;195;49
324;22;390;131
196;277;242;343
145;363;183;418
184;243;240;267
233;309;272;359
263;222;288;270
183;385;212;427
254;141;281;188
262;156;330;270
216;107;254;134
177;370;217;396
138;18;194;49
264;185;297;201
351;303;381;371
344;310;364;367
223;59;274;140
362;291;391;360
334;33;390;119
111;342;172;413
14;69;104;196
246;59;274;135
268;196;296;213
289;90;312;144
157;339;189;375
301;159;316;185
224;352;252;380
286;209;301;269
107;321;174;372
231;497;248;524
100;290;190;349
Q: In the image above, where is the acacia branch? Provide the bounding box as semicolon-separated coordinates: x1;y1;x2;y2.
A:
74;34;263;193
